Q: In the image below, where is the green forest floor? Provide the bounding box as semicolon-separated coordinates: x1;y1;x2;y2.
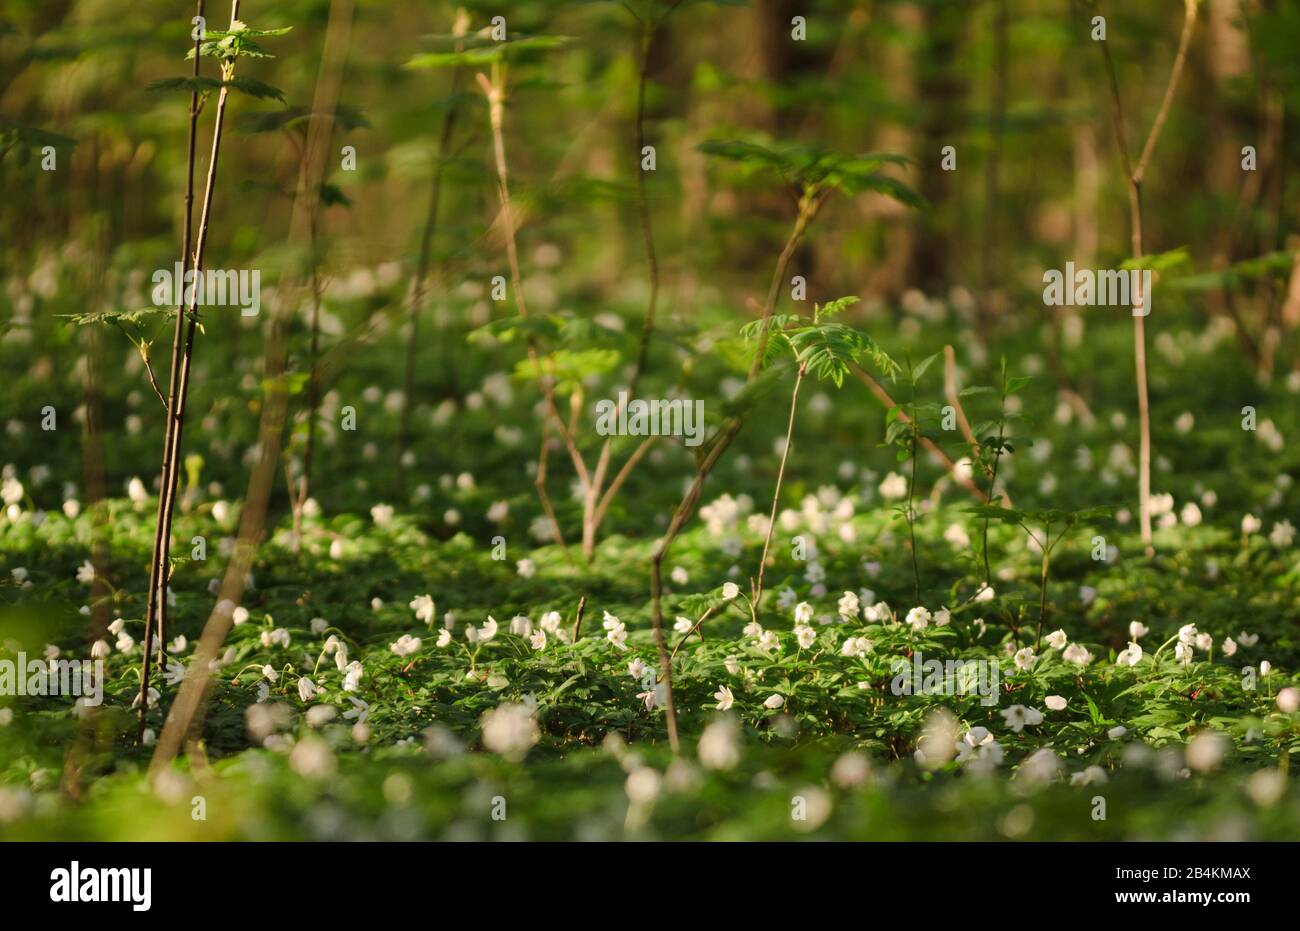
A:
2;305;1299;840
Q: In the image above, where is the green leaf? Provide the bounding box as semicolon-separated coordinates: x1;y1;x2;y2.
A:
513;348;619;395
405;34;570;70
227;77;286;102
206;25;293;39
812;295;859;322
911;350;943;384
147;75;285;102
698;137;921;205
1172;250;1296;293
0;117;77;153
1004;375;1032;395
186;26;291;61
60;307;172;326
145;75;225;95
1119;246;1191;275
468;314;564;346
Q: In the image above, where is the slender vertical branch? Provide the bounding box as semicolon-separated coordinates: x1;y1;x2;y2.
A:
1097;0;1198;556
142;0;252;738
579;2;683;561
139;1;210;729
299;213;323;506
629;16;661;393
534;415;574;565
942;345;980;459
476;64;590;558
152;0;239;656
1034;525;1052;651
398;17;468;469
907;374;921;604
142;0;206;686
150;0;357;776
753;363;805;610
982;364;1008;590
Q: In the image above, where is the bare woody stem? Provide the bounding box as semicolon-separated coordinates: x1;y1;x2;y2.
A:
983;395;1007;590
1031;524;1052;651
298;219;322;512
942;345;980;460
476;66;588;558
142;0;206;688
628;17;661;394
1098;0;1198;555
575;12;671;561
907;376;921;604
669;604;717;663
534;415;574;565
139;0;241;739
149;0;356;778
398;24;467;468
753;362;805;610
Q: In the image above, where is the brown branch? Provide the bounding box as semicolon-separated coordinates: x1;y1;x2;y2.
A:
591;435;656;530
534;416;574;566
1132;0;1198;186
141;345;168;410
1096;0;1198;556
942;344;979;459
476;67;590;494
149;0;358;777
138;0;216;734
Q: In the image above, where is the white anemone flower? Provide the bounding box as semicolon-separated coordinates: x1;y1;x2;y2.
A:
999;704;1043;733
409;594;435;625
1116;642;1143;667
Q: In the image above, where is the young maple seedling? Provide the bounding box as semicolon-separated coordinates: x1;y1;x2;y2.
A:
882;350;948;605
743;295;898;612
963;356;1030;595
648;137;922;751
